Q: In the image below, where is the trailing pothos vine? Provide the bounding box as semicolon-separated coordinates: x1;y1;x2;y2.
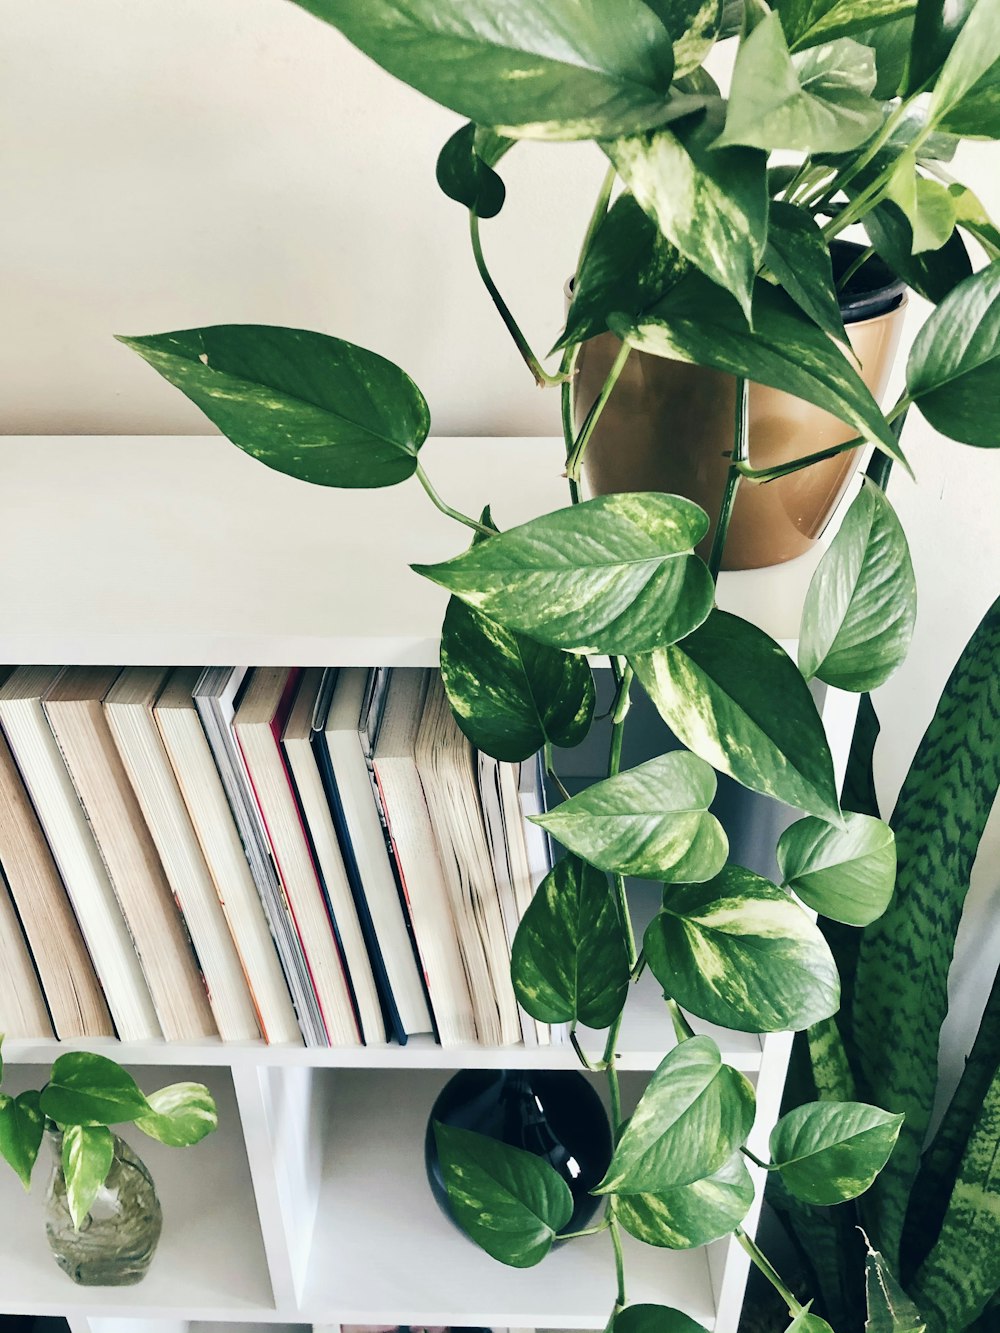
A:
118;1;1000;1329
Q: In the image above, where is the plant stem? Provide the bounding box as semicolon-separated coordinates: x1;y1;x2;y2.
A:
708;376;749;579
414;463;496;535
571;1027;599;1072
608;664;633;779
565;342;631;483
576;163;617;275
561;345;583;505
735;434;864;483
821;99;912;204
543;740;572;802
666;998;695;1043
611;1213;628;1307
867;407;909;491
469;212;564;388
837;243;876;292
558;1215;612;1241
741;1145;771;1170
736;1227;805;1316
630;949;646;981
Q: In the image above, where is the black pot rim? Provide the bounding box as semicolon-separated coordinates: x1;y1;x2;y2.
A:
831;237;906;325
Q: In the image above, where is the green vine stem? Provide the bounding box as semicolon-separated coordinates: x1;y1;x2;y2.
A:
565;341;632;483
571;1026;600;1072
666;998;695;1043
734;397;910;484
741;1145;771;1170
736;1227;806;1317
837;244;876;292
414;462;495;535
543;740;572;802
558;1214;612;1241
708;376;749;579
610;1211;628;1307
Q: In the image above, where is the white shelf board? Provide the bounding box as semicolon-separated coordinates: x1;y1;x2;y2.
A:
299;1069;718;1329
0;434;828;665
0;1066;275;1322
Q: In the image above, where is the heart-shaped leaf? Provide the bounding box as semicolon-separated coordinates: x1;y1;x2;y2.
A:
0;1091;44;1189
40;1052;150;1127
856;17;914;97
907;259;1000;447
771;1101;904;1205
865;1241;927;1331
118;325;429;488
902;0;975;96
949;184;1000;259
765;201;848;345
613;275;908;469
615;1304;711;1333
595;1035;755;1193
615;1152;755;1248
413;493;715;656
778;0;918;52
531;752;728;882
927;0;1000;128
884;156;957;254
644;867;841;1032
289;0;676;141
436;122;509;218
641;0;725;76
441;598;595;763
863;201;973;303
606;105;767;321
62;1124;115;1230
778;812;896;926
134;1082;219;1147
633;610;841;822
938;59;1000;138
799;480;917;692
511;855;630;1028
433;1121;573;1267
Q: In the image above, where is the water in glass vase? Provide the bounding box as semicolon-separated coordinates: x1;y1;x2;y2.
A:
45;1130;163;1285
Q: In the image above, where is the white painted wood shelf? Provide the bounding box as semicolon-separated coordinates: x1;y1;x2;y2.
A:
0;434;858;1333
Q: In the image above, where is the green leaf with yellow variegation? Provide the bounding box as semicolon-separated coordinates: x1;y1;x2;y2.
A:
615;1152;754;1248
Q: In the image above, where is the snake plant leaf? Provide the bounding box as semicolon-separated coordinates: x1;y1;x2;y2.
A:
927;0;1000;128
0;1091;43;1189
765;202;848;345
799;480;917;692
717;13;882;154
435;122;508;218
133;1082;218;1148
902;0;975;96
949;184;1000;258
938;59;1000;138
907;260;1000;447
853;594;1000;1265
441;597;595;762
777;0;917;52
770;1102;904;1205
531;752;728;882
632;610;841;822
413;494;714;656
40;1052;150;1127
595;1036;756;1193
640;0;724;75
613;275;908;469
884;155;957;253
778;813;896;926
117;326;429;488
556;194;690;350
615;1152;755;1248
615;1304;711;1333
863;201;973;303
786;1311;836;1333
432;1121;573;1267
645;867;841;1032
62;1124;115;1230
865;1242;927;1332
510;855;630;1029
605;104;767;322
288;0;676;141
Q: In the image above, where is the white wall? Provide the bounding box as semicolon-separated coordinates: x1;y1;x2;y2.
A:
2;0;997;1098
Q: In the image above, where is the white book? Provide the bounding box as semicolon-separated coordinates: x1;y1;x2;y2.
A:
0;666;160;1041
105;667;261;1043
155;668;302;1045
0;864;53;1038
373;669;478;1047
326;668;433;1039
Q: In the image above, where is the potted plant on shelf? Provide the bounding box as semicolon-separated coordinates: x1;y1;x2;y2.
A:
115;0;1000;1328
0;1043;217;1286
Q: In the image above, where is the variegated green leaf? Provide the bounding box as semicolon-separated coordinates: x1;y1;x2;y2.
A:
902;0;975;95
799;480;917;692
778;812;896;926
927;0;1000;129
531;752;727;882
778;0;917;52
633;610;841;822
40;1052;150;1127
433;1121;573;1267
0;1090;43;1189
949;184;1000;259
939;59;1000;139
596;1036;755;1194
640;0;724;75
413;494;714;656
865;1241;927;1332
615;1304;711;1333
863;200;973;304
766;201;848;345
615;1152;754;1248
645;867;841;1032
770;1101;904;1205
134;1082;218;1148
884;156;957;254
511;856;629;1029
62;1124;115;1230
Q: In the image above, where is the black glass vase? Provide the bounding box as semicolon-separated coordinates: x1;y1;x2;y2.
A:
425;1068;613;1237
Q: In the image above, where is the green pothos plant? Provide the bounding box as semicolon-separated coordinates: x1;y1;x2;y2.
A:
116;0;1000;1328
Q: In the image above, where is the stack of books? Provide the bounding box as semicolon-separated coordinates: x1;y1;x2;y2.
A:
0;666;555;1048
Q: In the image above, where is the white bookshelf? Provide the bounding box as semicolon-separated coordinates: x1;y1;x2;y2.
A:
0;434;859;1333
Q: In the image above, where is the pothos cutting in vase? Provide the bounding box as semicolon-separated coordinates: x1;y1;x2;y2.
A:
0;1039;217;1285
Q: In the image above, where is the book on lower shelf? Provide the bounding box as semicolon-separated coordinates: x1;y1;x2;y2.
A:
0;663;555;1052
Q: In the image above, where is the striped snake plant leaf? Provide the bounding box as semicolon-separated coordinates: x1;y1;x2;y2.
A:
414;493;715;656
432;1121;573;1267
807;1017;859;1102
615;1151;755;1249
530;751;728;882
614;1304;711;1333
644;867;841;1032
117;326;429;487
777;812;896;927
62;1124;115;1231
632;609;842;822
770;1101;904;1206
133;1082;218;1148
288;0;677;141
510;855;630;1029
595;1035;756;1194
864;1240;926;1332
852;593;1000;1266
799;481;917;693
765;1171;859;1331
0;1090;43;1189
